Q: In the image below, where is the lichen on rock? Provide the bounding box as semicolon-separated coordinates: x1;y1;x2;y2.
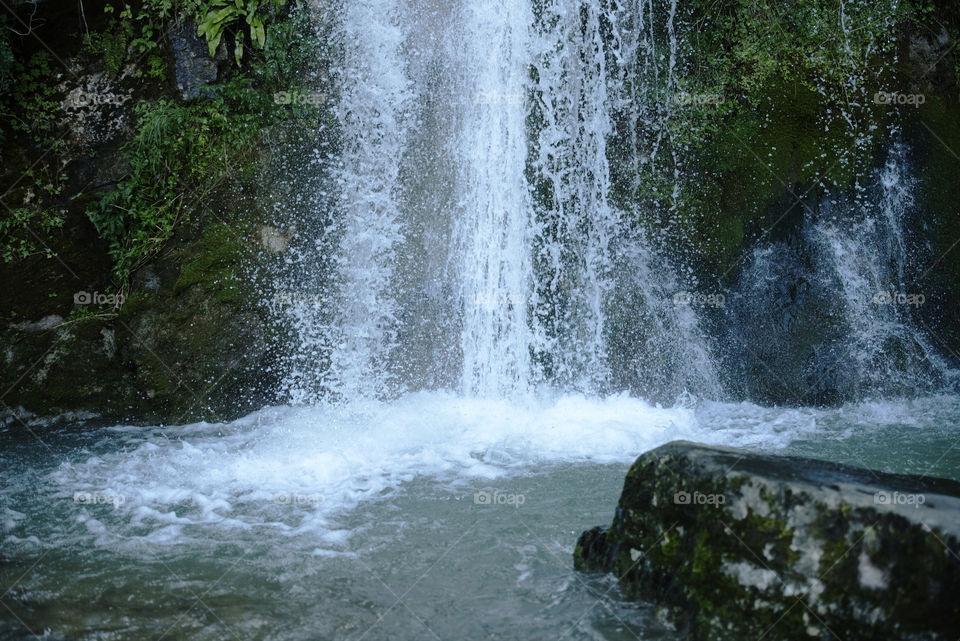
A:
575;441;960;640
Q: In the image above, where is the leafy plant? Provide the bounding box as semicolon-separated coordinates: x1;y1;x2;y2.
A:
84;22;129;77
0;206;65;263
88;72;288;279
0;18;13;98
0;1;325;279
1;51;64;150
196;0;287;64
618;0;931;273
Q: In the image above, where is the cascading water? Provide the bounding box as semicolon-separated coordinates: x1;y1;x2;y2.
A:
808;143;954;395
286;0;719;402
324;0;414;399
454;0;536;397
527;0;621;390
730;142;955;403
525;0;719;400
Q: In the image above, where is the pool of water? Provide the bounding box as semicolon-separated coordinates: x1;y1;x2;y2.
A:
2;392;959;640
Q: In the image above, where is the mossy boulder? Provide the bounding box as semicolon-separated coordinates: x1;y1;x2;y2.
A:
575;441;960;640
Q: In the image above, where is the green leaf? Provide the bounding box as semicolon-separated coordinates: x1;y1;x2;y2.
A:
197;7;235;40
210;6;240;25
206;25;224;57
198;5;239;56
234;32;244;65
250;16;265;48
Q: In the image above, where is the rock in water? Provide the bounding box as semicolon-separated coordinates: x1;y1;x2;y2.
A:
574;441;960;640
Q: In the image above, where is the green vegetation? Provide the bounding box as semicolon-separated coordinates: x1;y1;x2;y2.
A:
0;163;67;264
88;7;326;282
0;18;13;97
173;223;248;303
105;0;288;66
2;0;326;282
2;50;64;150
0;205;65;263
0;0;321;421
89;81;268;279
0;41;72;263
88;0;288;80
83;20;139;79
196;0;288;64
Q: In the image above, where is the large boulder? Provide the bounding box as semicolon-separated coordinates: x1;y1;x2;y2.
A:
575;441;960;640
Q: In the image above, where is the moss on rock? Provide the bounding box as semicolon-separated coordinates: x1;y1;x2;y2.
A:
575;441;960;640
0;3;326;423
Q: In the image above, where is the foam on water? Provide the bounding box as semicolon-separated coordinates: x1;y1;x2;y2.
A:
4;394;959;641
13;393;835;549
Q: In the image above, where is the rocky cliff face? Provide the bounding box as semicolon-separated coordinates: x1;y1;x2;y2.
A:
575;442;960;640
0;0;329;423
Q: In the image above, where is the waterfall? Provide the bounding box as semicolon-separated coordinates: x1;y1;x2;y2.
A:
327;0;414;399
277;0;722;403
527;0;624;391
527;0;718;399
731;143;953;403
808;143;952;396
454;0;536;397
278;0;956;407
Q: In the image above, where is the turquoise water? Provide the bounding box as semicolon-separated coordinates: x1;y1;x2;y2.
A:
2;393;959;640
